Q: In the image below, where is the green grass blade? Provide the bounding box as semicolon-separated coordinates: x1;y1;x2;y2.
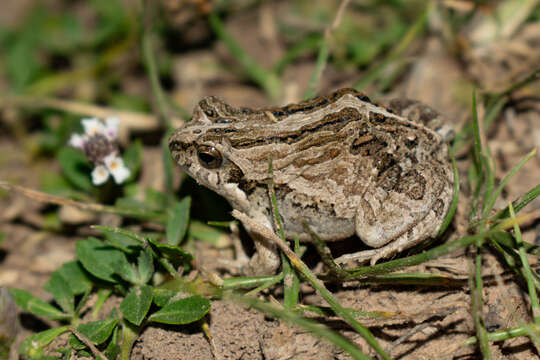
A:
483;149;536;218
304;0;350;99
344;230;497;278
491;183;540;221
303;36;330;99
438;151;460;237
232;210;390;359
208;12;281;99
462;323;540;346
141;25;172;130
472;249;491;358
272;35;322;74
509;202;540;323
229;294;375;360
354;2;431;90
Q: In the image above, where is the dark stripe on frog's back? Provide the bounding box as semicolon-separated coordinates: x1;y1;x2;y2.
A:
201;88;371;124
266;88;371;120
197;89;371;147
197;88;376;150
226;107;365;149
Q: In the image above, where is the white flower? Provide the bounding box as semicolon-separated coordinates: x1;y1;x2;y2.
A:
104;153;131;184
81;118;106;137
89;155;131;186
69;116;130;186
91;165;110;185
79;117;119;140
104;117;119;140
68;134;85;149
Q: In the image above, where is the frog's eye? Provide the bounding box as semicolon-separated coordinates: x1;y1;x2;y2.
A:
204;108;217;118
197;145;223;169
169;141;181;152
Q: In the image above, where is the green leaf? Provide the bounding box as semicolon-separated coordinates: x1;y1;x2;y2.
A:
92;288;113;319
149;295;210;325
120;285;153;326
68;333;87;350
97;226;145;247
151;288;177;307
145;188;169;211
58;147;93;192
166;197;191;246
188;221;228;245
147;238;193;269
10;288;70;320
113;197;164;221
76;237;125;283
137;250;154;285
40;171;75;197
110;252;138;284
5;30;41;91
162;133;175;195
44;271;74;315
19;326;70;356
77;318;119;345
102;227;142;254
38;13;84;53
51;261;93;295
104;325;121;360
123;139;142;182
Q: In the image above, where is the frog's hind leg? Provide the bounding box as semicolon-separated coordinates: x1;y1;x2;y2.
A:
334;202;443;266
334;226;427;266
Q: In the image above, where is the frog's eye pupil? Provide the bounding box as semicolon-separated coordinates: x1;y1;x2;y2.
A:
197;145;223;169
169;141;181;152
205;109;216;118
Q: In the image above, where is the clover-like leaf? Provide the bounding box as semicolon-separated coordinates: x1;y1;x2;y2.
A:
149;295;210;325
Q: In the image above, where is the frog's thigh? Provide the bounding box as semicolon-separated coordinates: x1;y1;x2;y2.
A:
337;207;440;265
354;164;443;248
355;192;433;249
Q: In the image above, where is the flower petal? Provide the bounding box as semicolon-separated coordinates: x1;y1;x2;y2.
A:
68;134;86;149
104;117;119;140
104;153;131;184
91;165;110;185
82;118;105;136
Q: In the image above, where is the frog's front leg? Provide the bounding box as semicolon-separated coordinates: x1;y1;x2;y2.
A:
231;209;280;275
243;229;281;275
217;216;280;275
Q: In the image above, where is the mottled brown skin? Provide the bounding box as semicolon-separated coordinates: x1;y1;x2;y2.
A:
169;89;454;274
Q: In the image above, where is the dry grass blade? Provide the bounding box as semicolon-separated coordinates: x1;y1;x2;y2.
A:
0;95;183;138
0;181;110;212
303;0;350;99
0;181;163;221
69;327;108;360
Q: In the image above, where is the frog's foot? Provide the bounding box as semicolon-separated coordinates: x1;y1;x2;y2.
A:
242;231;281;276
216;223;250;274
334;232;429;267
334;247;391;267
217;226;281;276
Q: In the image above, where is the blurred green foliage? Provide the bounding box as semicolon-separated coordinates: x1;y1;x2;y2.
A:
0;0;131;93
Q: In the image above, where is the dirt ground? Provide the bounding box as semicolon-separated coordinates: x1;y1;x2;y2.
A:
1;1;540;359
